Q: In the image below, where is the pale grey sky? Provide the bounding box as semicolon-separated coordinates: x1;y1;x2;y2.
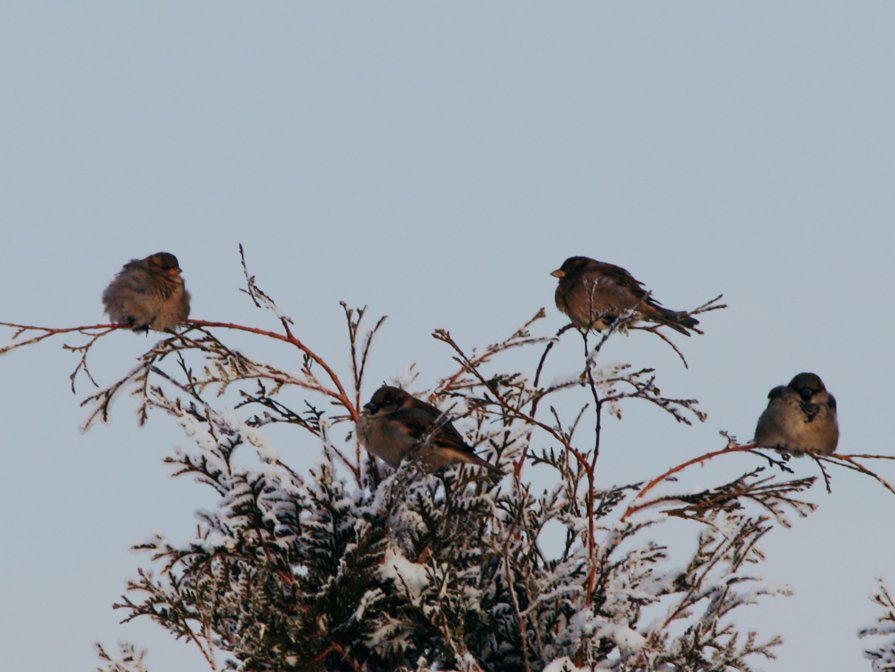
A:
2;3;894;670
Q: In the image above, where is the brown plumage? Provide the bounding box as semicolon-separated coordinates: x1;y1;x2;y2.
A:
551;256;699;336
357;385;499;474
754;372;839;455
102;252;191;332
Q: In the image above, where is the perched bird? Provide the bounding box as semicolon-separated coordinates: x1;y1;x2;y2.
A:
102;252;191;332
754;372;839;455
357;385;499;474
551;256;699;336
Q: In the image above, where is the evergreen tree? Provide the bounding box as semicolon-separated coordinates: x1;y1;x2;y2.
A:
3;251;892;672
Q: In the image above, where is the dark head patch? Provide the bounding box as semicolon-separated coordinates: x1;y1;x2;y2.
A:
148;252;181;272
788;372;825;400
364;385;408;412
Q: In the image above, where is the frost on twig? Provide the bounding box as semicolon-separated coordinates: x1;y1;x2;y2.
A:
238;242;293;326
860;578;895;672
94;642;149;672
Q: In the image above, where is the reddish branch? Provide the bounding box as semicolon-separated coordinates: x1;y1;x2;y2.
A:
820;453;895;497
623;444;895;521
434;329;603;607
2;319;357;421
621;443;757;520
0;321;120;354
187;319;358;422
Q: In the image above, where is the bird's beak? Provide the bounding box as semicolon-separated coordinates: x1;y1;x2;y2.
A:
550;269;565;278
167;268;182;276
363;402;377;413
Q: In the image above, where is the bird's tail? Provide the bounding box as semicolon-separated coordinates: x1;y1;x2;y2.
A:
457;450;503;478
650;305;700;336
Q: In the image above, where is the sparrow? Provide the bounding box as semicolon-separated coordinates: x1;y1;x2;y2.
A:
551;256;699;336
357;385;499;474
102;252;191;332
754;372;839;455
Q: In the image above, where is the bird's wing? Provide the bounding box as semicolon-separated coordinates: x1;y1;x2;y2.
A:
767;385;788;400
112;265;157;293
587;261;653;302
392;406;475;455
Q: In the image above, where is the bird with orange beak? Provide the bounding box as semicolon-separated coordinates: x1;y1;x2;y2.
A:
551;255;699;335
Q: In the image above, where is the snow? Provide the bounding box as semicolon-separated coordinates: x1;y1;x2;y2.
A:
543;657;591;672
245;426;278;463
381;547;429;600
354;588;384;620
176;412;217;452
548;373;582;390
595;623;647;653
